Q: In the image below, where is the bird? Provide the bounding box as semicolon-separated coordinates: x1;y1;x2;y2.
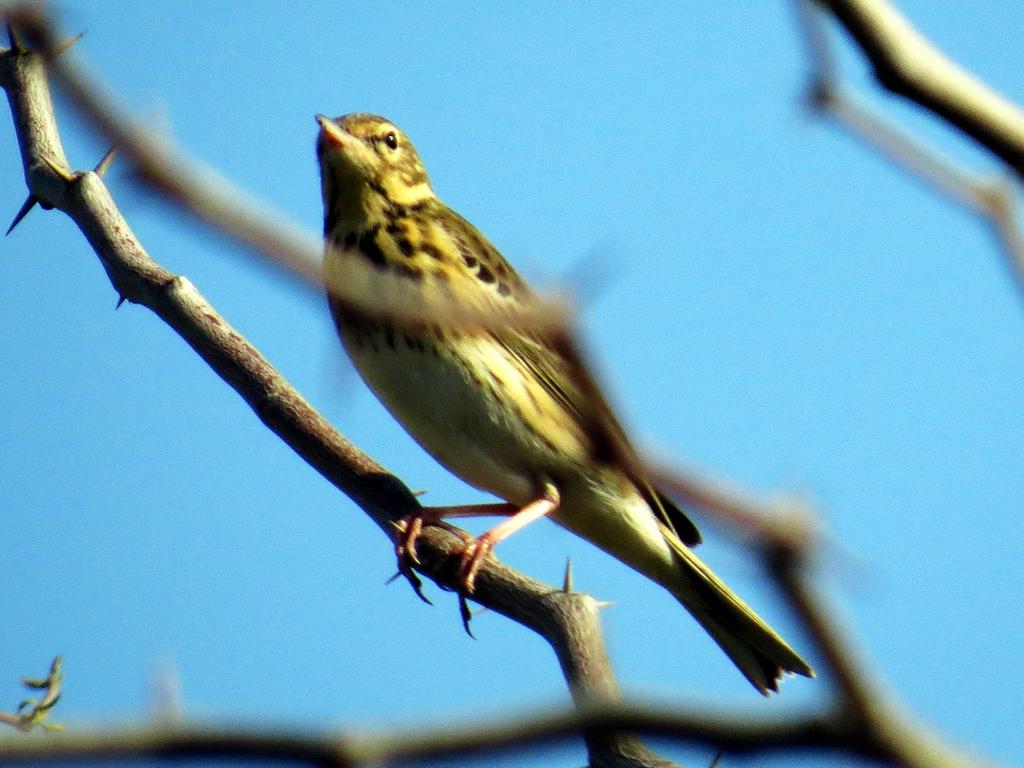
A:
315;112;813;694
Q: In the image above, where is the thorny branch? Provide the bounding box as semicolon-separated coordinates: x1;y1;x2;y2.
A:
0;3;1003;767
0;12;665;768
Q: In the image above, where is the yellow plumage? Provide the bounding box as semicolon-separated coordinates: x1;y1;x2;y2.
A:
316;113;813;694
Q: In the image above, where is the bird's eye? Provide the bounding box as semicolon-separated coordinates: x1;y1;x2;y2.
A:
384;131;399;150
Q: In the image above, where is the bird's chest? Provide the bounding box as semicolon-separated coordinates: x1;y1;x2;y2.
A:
335;315;547;504
339;316;472;425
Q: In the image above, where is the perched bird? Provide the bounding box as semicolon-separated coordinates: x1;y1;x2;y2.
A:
315;113;813;694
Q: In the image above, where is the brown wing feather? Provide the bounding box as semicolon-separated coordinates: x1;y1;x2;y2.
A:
498;326;702;546
437;204;702;546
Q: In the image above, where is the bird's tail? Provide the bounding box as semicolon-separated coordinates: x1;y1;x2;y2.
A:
664;531;814;694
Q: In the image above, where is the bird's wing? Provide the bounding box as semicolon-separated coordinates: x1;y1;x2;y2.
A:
499;330;702;546
439;205;702;546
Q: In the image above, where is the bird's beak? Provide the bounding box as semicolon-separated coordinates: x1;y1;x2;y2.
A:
315;114;352;149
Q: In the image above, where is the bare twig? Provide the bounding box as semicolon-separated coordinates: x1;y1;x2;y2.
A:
769;557;991;768
0;657;63;733
801;0;1024;297
0;698;893;766
649;461;817;551
815;0;1024;174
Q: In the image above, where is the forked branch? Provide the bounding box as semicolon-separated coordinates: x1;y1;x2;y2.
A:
0;4;1001;767
803;0;1024;298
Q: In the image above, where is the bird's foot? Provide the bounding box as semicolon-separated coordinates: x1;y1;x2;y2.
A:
393;513;473;603
456;532;497;595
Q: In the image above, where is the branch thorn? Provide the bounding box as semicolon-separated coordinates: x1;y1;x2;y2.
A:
45;31;83;62
6;24;24;54
5;194;37;235
94;144;117;177
43;156;75;185
41;154;76;183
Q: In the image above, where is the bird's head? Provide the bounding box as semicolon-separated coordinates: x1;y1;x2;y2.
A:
316;113;434;229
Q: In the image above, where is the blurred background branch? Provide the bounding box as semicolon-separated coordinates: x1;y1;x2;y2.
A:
803;0;1024;299
0;657;63;733
0;2;1015;767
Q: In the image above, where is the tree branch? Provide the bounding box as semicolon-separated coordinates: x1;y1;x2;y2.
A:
817;0;1024;175
0;14;676;768
0;699;885;766
0;5;1004;767
803;0;1024;298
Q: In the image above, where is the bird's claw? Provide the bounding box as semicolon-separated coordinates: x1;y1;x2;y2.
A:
395;514;424;567
388;560;432;605
392;513;496;627
458;592;475;638
393;514;480;604
392;515;431;603
456;533;495;595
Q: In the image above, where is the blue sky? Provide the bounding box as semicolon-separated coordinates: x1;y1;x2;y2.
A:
2;2;1022;766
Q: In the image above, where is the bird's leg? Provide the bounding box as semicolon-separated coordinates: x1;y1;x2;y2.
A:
396;502;517;567
395;484;559;597
427;502;521;518
457;484;560;593
394;502;517;606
